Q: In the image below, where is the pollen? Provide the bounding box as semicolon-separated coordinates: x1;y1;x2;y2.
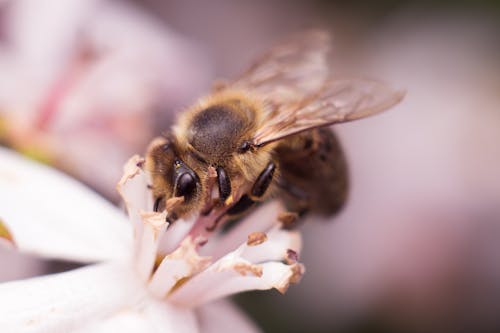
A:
224;194;234;206
233;262;263;277
0;218;15;247
286;249;299;264
247;231;267;246
277;211;299;228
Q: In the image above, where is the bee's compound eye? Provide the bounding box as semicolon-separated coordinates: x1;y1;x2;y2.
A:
238;140;252;154
175;172;197;198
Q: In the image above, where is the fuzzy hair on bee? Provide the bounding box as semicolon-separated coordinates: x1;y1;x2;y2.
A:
145;30;404;224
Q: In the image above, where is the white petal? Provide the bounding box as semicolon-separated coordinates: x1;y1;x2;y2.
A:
242;227;302;264
116;155;152;235
0;148;132;262
168;245;304;307
148;237;211;298
73;298;199;333
135;211;168;282
186;261;303;306
202;201;284;260
197;300;260;333
157;215;197;255
116;156;162;281
0;262;145;333
0;247;45;282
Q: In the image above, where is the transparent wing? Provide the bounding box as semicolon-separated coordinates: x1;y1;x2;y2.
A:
230;30;331;105
252;78;405;146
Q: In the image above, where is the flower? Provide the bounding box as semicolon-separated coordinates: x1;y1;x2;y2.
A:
0;147;303;332
0;0;211;199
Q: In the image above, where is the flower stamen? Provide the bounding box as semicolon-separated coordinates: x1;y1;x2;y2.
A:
247;232;267;246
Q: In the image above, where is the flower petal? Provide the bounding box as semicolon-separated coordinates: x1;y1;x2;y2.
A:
197;300;260;333
116;155;164;281
0;148;132;262
201;201;284;260
241;227;302;264
148;236;211;298
136;211;168;282
157;214;197;255
0;247;45;282
168;243;304;307
0;263;146;333
73;298;199;333
116;155;152;234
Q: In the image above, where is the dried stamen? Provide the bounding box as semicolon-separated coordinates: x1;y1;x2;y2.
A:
247;232;268;246
285;249;299;264
278;211;299;228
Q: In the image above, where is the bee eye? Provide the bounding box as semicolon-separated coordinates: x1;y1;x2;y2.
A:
172;159;199;201
175;172;197;198
238;140;252;154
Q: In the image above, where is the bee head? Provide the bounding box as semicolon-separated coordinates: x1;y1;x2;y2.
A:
145;135;202;217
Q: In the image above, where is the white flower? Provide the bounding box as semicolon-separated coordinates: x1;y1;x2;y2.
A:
0;147;303;332
0;0;211;199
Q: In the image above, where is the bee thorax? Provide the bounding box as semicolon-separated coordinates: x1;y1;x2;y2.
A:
188;105;247;157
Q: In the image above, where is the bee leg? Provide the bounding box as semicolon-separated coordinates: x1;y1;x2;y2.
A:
225;162;276;217
153;196;164;212
205;195;255;232
226;195;256;216
166;212;178;224
276;178;311;217
251;162;276;198
216;166;231;202
276;178;309;201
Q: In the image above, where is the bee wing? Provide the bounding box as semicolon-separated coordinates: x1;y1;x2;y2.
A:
230;30;331;104
252;78;405;146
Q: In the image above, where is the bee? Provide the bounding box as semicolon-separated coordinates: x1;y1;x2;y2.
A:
145;31;404;224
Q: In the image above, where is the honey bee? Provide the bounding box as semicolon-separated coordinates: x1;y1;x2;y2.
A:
146;31;404;224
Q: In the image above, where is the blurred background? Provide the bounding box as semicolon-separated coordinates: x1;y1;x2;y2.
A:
1;0;500;332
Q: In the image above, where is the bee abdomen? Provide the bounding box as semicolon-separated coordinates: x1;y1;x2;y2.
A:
276;128;349;217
